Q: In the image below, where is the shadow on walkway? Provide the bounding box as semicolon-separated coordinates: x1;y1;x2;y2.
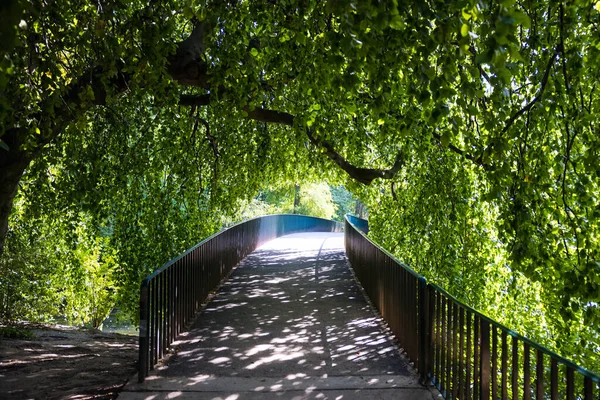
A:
121;232;432;399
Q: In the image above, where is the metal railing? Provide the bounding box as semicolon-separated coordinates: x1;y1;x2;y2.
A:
138;214;342;382
345;215;600;400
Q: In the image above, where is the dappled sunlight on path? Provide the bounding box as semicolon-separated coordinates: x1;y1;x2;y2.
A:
121;232;432;399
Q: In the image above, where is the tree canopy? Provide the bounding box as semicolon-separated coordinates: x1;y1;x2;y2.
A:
1;0;599;373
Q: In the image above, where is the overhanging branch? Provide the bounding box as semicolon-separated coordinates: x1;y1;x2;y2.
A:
305;128;404;185
224;105;405;185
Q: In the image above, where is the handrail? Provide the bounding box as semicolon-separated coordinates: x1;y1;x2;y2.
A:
344;214;599;399
138;214;342;382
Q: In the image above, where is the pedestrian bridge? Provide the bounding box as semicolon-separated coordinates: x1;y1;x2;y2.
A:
120;215;598;400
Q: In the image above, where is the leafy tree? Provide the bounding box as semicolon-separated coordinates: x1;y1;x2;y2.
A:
227;183;338;223
0;0;599;372
330;185;357;222
295;183;336;219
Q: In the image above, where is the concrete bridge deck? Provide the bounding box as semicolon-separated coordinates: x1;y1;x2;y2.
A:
120;232;433;399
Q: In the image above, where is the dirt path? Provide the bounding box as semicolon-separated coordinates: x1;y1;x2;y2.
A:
0;324;138;399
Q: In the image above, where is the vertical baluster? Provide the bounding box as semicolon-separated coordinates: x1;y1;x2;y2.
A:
584;377;593;400
451;301;458;399
459;307;465;400
474;315;480;400
194;249;202;312
435;291;441;388
412;276;418;362
524;343;531;400
491;326;497;400
480;320;490;400
536;350;544;399
550;358;557;400
181;259;185;331
156;274;162;360
184;256;189;325
170;265;174;343
177;261;182;335
151;278;157;369
512;336;519;400
441;296;447;396
162;271;167;357
566;367;574;400
466;310;472;400
393;259;399;342
501;331;508;400
428;285;435;385
138;282;149;382
186;255;194;325
401;268;406;349
189;254;193;319
446;299;455;399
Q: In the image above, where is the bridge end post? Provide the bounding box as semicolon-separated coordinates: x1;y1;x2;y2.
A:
138;281;149;383
418;277;431;386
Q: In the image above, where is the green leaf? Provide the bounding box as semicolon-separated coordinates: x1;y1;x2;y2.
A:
462;9;472;21
250;48;259;57
440;131;450;147
390;16;405;30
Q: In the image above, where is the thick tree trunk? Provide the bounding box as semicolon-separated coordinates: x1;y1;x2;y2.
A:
0;150;31;255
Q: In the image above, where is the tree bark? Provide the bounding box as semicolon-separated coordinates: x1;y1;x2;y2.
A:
0;134;32;254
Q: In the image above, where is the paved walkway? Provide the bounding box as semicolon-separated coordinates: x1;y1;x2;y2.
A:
121;233;432;399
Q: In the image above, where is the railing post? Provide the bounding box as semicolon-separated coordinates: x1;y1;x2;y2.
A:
138;281;150;382
418;276;430;384
481;319;491;400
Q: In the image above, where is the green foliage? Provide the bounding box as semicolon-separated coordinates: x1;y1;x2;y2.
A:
224;182;339;225
1;0;599;374
365;145;600;373
330;186;357;222
0;325;35;340
295;183;336;220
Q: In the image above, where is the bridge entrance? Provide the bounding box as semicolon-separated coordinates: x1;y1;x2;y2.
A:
121;232;432;399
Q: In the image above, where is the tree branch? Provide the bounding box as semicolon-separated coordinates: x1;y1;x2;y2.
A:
167;21;210;88
245;106;295;126
431;131;492;171
232;105;405;185
305;128;405;185
474;50;558;166
500;51;557;136
180;94;211;107
198;117;219;158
